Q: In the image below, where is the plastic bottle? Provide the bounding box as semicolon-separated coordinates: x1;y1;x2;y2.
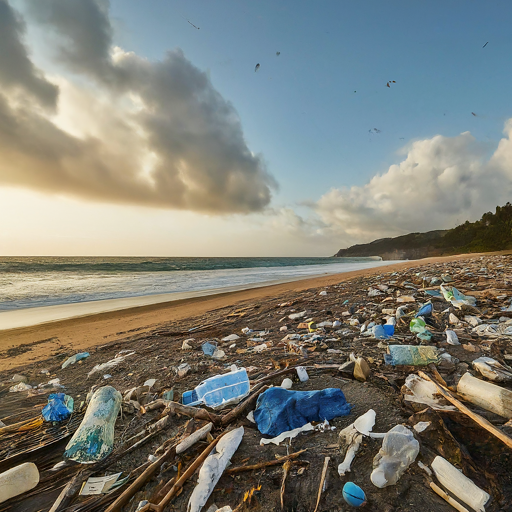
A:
370;425;419;488
182;368;250;409
431;456;489;512
0;463;39;504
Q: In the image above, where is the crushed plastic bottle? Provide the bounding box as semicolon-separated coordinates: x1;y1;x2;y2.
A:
181;368;250;409
370;425;419;488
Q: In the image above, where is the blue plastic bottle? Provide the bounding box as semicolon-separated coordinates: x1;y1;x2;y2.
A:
182;368;250;409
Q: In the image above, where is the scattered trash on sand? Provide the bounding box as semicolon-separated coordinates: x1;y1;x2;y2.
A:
1;253;512;511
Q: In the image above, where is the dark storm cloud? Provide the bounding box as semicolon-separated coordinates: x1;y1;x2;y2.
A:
0;0;276;214
0;0;58;107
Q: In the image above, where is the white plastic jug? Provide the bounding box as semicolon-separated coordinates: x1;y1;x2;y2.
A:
371;425;419;488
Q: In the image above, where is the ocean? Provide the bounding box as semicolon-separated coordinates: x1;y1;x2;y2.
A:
0;256;389;311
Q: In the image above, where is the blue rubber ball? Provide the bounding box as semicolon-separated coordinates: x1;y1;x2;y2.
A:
342;482;366;507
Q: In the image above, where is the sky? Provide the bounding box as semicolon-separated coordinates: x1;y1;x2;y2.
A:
1;0;512;256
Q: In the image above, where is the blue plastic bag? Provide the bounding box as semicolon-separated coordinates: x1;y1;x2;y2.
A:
254;388;352;437
373;324;394;339
42;393;74;422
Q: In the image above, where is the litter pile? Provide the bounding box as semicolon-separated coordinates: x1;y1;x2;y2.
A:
1;254;512;511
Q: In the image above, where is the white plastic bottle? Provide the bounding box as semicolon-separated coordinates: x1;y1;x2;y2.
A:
371;425;419;488
0;462;39;504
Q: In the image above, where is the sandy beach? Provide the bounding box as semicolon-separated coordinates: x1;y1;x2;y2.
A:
0;252;502;372
2;250;512;512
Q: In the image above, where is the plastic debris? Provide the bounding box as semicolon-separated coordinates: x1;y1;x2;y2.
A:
64;386;122;463
385;345;438;366
42;393;74;422
62;352;90;369
254;387;352;437
370;425;419;488
342;482;366;507
338;409;376;475
187;427;244;512
445;329;460;345
0;463;40;504
472;356;512;382
431;456;490;512
457;372;512;418
182;368;250;409
87;352;135;378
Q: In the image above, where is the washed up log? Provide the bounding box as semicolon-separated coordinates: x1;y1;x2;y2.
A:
457;372;512;419
64;386;122;464
418;372;512;450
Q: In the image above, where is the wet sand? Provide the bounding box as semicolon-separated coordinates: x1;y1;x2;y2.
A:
0;252;504;371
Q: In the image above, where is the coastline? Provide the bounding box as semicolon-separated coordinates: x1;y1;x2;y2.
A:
0;259;396;331
0;251;507;371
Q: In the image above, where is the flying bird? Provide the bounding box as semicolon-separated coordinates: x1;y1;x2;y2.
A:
369;128;381;134
386;80;396;88
483;41;488;48
255;63;260;72
471;112;477;116
187;20;200;29
276;51;281;56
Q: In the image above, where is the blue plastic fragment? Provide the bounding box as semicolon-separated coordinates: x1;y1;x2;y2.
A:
254;387;352;437
373;324;394;339
42;393;74;422
415;302;433;317
342;482;366;507
201;341;217;356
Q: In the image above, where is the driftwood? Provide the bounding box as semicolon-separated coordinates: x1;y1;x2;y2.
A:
418;371;512;450
225;449;307;474
220;384;268;425
163;401;222;424
313;456;330;512
280;460;292;509
138;431;228;512
429;482;470;512
104;441;179;512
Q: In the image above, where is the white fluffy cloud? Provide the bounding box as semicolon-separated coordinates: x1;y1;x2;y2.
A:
0;0;276;214
316;125;512;246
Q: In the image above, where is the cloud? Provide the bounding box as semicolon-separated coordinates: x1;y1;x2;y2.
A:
316;127;512;246
0;0;58;108
0;0;275;214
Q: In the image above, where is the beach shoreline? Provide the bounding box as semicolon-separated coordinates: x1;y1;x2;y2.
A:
0;251;507;371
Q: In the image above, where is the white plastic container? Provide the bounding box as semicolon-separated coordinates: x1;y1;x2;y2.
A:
0;463;39;504
296;367;309;382
431;456;489;512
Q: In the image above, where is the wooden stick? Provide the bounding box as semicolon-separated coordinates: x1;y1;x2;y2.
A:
138;431;228;512
280;460;292;509
163;401;222;424
48;416;173;512
104;441;179;512
313;456;330;512
430;482;470;512
225;449;307;474
418;371;512;449
220;384;268;426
